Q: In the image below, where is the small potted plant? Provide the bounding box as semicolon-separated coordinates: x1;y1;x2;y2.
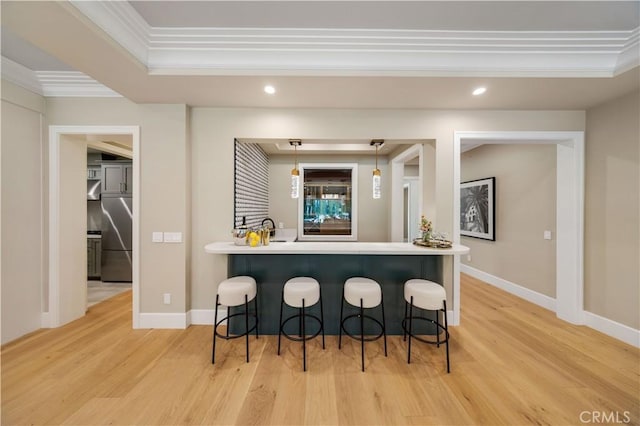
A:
420;215;432;242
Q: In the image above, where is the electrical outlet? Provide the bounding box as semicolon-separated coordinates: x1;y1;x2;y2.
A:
467;254;472;262
163;293;171;305
164;232;183;243
544;230;552;240
278;222;284;229
152;232;163;243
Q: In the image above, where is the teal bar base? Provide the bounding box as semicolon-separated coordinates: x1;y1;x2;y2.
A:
227;254;443;335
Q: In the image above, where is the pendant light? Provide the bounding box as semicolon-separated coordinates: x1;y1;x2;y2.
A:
371;139;384;199
290;139;302;198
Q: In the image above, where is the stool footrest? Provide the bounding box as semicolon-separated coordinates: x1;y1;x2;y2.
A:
280;313;324;342
340;314;386;342
214;312;258;340
402;316;449;345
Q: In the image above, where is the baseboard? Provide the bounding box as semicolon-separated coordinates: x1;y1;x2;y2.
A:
138;313;188;329
583;311;640;348
41;312;51;328
189;308;226;326
461;264;557;312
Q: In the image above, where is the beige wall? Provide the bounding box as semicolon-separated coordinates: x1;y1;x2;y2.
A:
461;144;557;297
190;108;585;311
585;90;640;329
1;80;46;343
46;98;190;314
58;135;88;323
268;154;389;242
1;87;593;342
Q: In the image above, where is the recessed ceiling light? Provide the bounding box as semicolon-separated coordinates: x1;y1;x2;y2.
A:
264;85;276;94
472;87;487;96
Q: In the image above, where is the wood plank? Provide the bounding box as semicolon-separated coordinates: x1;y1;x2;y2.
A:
2;275;639;426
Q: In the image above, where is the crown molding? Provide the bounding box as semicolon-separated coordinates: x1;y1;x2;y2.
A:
1;57;122;98
615;28;640;75
35;71;122;97
1;57;42;95
69;0;150;65
67;1;640;78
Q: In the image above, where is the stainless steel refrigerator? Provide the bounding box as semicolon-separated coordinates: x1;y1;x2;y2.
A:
101;196;132;282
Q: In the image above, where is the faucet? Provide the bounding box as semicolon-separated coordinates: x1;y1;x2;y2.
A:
261;218;276;236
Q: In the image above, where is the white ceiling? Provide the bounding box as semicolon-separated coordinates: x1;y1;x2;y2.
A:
1;0;638;111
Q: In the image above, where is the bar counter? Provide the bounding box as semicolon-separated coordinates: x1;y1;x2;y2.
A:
205;241;469;335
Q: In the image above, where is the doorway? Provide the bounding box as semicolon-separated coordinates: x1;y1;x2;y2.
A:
453;131;585;325
47;125;140;329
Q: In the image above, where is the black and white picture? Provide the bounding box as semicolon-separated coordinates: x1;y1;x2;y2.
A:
460;177;495;241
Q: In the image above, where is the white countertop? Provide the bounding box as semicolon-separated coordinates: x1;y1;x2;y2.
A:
204;241;469;255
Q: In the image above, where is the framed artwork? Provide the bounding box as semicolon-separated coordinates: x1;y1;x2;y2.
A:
460;177;495;241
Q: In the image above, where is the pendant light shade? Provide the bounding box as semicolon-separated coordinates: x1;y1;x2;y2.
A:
371;140;384;199
291;168;300;199
372;169;381;199
290;139;302;198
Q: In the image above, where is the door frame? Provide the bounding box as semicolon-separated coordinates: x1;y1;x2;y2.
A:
47;125;140;328
390;144;423;242
453;130;585;325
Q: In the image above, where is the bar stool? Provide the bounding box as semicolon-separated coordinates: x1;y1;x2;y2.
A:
212;276;258;364
339;277;387;372
278;277;325;371
402;279;450;373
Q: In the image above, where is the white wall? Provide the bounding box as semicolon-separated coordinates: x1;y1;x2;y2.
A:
1;80;45;343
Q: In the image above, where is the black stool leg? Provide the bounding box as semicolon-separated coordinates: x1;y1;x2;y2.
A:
407;296;414;364
301;300;306;372
360;298;365;372
435;307;441;348
277;292;284;355
444;300;450;373
320;289;325;349
226;305;231;338
212;294;219;364
338;295;344;349
255;295;259;339
381;294;387;357
403;300;408;341
245;294;250;363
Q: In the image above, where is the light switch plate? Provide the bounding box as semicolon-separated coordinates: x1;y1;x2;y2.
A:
544;230;552;240
164;232;183;243
152;232;163;243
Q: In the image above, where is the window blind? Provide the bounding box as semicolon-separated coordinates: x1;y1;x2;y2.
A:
234;141;269;229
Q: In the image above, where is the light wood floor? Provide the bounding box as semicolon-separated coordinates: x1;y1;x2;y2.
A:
2;274;638;425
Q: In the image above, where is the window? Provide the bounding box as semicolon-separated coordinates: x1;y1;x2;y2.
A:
298;163;358;241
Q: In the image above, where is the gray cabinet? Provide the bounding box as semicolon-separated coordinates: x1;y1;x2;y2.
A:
87;166;101;179
87;238;102;279
101;164;132;195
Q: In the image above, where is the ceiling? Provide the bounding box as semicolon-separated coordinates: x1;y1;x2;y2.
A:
1;1;638;111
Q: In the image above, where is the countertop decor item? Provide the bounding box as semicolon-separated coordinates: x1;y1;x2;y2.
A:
420;215;433;242
413;239;453;249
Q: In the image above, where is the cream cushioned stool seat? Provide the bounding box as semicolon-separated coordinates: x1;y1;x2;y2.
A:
212;276;259;364
402;279;450;373
339;277;387;372
278;277;325;371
